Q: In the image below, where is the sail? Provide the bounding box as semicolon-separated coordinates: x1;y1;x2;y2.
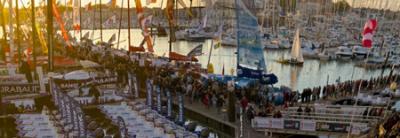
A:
291;29;303;62
235;0;266;79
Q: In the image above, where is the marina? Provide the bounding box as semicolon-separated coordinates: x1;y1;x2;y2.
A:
0;0;400;138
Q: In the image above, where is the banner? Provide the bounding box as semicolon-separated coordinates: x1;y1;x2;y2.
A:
351;123;368;135
0;83;40;94
316;122;351;132
178;93;184;124
235;0;266;79
270;118;284;129
284;120;300;130
156;85;161;112
53;76;118;90
251;117;271;128
146;79;153;107
167;89;172;118
300;120;316;131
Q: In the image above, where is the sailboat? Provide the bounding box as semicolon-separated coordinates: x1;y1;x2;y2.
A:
276;29;304;65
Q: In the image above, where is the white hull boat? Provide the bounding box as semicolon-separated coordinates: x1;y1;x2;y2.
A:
336;46;353;60
352;46;368;59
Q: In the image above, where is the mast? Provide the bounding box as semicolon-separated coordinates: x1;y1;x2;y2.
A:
100;0;103;42
47;0;54;71
8;0;14;63
16;0;21;65
79;0;82;40
128;0;131;48
116;0;124;49
0;0;6;61
31;0;37;80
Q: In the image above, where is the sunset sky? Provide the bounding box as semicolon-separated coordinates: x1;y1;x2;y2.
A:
11;0;400;11
14;0;205;8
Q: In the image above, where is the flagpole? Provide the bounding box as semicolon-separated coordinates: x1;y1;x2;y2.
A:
116;0;124;49
8;0;14;64
31;0;38;80
79;0;82;40
100;0;103;43
16;0;22;65
206;40;214;68
91;0;97;40
128;0;131;48
47;0;54;71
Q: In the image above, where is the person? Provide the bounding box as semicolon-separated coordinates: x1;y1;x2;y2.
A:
89;85;101;104
217;95;225;113
240;96;248;111
273;110;282;118
305;106;312;116
297;106;303;116
19;58;33;83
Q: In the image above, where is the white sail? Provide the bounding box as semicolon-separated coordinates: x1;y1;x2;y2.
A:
291;29;304;62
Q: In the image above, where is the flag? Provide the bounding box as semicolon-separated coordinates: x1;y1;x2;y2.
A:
85;2;92;11
187;44;203;57
35;24;48;54
135;0;154;52
52;1;71;48
140;15;153;36
213;24;223;49
108;0;117;8
73;0;81;31
108;34;116;44
83;32;90;39
362;19;377;48
165;0;174;26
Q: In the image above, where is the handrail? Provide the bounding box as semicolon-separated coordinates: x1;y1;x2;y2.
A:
281;111;382;120
281;114;375;123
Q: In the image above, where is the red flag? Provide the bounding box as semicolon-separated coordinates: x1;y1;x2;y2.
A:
135;0;154;52
53;1;71;48
362;19;377;48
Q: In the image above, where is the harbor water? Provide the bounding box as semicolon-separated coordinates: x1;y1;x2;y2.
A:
75;29;394;91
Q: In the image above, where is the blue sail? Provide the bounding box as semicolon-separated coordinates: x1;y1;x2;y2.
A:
235;0;266;79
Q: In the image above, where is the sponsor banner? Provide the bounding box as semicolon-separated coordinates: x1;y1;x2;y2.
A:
54;76;118;90
0;75;26;83
300;120;316;131
284;120;300;130
270;118;284;129
351;123;368;135
252;117;271;128
0;83;40;95
316;122;351;132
